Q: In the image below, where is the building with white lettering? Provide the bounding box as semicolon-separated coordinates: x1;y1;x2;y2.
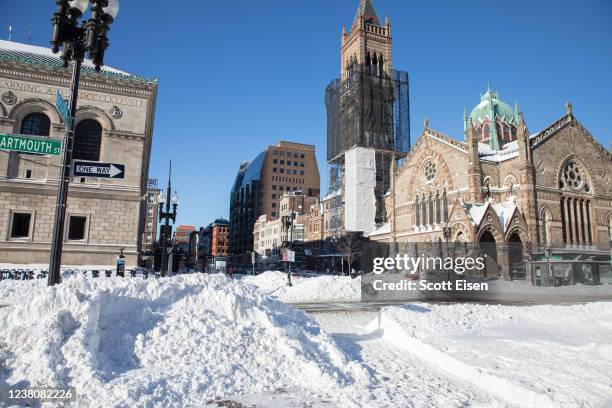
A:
0;40;158;267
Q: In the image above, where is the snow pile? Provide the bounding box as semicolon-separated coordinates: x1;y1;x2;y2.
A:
374;302;612;407
243;271;361;303
0;274;367;407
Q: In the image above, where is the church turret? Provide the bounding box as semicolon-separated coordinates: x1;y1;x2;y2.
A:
353;0;381;28
469;85;521;151
341;0;392;81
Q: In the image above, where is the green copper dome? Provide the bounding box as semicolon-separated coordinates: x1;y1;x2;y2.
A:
469;85;519;125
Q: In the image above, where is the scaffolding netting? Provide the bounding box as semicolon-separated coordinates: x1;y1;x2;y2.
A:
326;66;410;162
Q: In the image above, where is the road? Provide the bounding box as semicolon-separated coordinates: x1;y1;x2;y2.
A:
293;298;598;313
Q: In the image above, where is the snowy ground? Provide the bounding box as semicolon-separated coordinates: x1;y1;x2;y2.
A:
242;271;361;304
375;302;612;408
1;273;611;407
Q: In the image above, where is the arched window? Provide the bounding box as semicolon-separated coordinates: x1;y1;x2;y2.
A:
415;196;420;226
428;194;434;225
421;196;427;227
435;191;441;224
483;123;490;141
442;190;449;222
20;112;50;136
73;119;102;161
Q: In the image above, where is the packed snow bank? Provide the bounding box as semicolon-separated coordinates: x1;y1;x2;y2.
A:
372;302;612;408
0;275;368;407
242;271;361;303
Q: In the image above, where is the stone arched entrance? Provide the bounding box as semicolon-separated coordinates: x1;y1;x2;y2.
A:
508;231;526;280
479;230;498;278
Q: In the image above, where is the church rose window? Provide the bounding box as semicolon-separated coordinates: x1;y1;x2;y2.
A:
560;159;586;191
422;161;437;182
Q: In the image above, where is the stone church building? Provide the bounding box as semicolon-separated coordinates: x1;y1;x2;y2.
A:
372;87;612;284
0;40;158;266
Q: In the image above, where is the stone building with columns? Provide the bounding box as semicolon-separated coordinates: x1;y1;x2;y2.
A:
371;87;612;285
0;40;158;266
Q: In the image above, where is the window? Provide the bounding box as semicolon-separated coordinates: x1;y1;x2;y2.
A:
272;194;276;199
273;159;277;164
271;211;277;217
300;170;304;175
273;168;277;173
293;153;299;158
280;160;284;164
67;216;87;240
272;185;277;190
280;168;284;173
272;203;276;208
422;161;437;183
10;212;32;238
273;150;278;156
20;113;50;136
73;119;102;161
300;162;304;167
300;154;305;159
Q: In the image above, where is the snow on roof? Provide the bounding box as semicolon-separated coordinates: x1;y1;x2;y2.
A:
0;39;156;83
467;202;489;225
465;198;517;230
366;222;390;237
323;188;342;201
492;199;517;231
478;140;519;162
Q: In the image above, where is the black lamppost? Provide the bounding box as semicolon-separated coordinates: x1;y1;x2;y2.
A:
158;162;178;276
48;0;120;286
443;225;452;281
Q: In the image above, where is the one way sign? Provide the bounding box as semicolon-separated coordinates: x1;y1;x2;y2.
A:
73;160;125;179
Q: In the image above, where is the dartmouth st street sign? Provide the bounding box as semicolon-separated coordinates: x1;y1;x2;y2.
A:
56;90;72;128
73;160;125;179
0;133;62;155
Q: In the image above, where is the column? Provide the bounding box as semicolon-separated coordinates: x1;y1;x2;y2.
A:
580;200;587;247
573;199;581;246
564;197;573;245
560;197;567;244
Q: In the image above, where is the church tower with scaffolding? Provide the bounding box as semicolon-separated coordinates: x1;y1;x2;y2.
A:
324;0;410;238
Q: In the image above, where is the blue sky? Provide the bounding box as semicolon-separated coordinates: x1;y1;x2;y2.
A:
2;0;611;228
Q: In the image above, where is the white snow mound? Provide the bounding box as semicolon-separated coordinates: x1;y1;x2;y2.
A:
0;275;367;407
242;271;361;303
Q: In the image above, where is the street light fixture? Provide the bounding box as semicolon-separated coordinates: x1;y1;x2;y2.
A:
48;0;119;286
158;162;178;276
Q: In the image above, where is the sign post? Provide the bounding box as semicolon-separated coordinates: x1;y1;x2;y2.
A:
0;133;62;155
72;160;125;178
283;249;295;287
56;90;72;129
251;251;256;276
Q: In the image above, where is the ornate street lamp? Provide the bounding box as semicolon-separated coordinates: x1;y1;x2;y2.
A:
48;0;120;286
158;162;178;276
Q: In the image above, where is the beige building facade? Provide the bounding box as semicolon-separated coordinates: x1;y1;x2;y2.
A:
0;40;157;266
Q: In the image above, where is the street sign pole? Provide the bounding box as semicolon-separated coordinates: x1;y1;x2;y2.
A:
48;58;81;286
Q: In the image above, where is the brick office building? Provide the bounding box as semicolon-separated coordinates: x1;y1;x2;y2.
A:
0;40;158;266
229;141;320;262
